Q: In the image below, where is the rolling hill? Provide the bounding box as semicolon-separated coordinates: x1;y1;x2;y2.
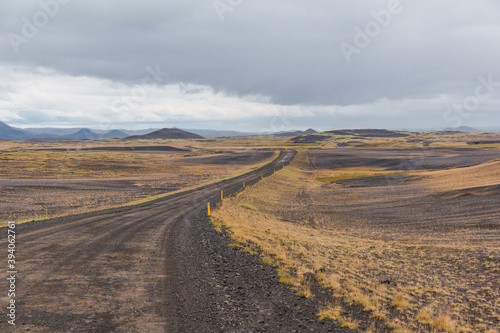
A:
60;129;102;140
274;128;317;137
0;121;30;140
124;128;204;140
102;130;129;139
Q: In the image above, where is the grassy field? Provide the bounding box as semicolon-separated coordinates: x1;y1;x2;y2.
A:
0;145;277;224
212;149;499;333
2;131;499;331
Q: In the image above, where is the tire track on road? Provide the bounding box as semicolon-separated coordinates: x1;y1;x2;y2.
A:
0;150;295;332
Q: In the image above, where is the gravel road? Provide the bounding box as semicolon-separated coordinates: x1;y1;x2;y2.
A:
0;150;350;332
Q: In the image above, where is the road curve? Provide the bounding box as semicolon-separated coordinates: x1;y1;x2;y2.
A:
0;150;295;332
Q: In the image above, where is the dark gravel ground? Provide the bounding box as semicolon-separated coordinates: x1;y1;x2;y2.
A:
307;147;500;170
177;152;275;165
164;207;360;332
2;150;368;332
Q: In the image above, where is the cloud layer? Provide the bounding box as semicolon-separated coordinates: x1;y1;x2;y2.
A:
1;0;499;130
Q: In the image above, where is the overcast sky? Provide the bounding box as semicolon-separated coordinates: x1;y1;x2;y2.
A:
1;0;499;132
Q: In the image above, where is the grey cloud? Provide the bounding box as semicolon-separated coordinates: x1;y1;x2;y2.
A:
0;0;499;127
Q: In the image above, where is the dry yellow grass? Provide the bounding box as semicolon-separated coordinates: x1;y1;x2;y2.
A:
212;149;499;332
317;302;342;321
316;272;341;293
416;305;433;325
0;146;278;223
419;158;500;192
392;293;408;311
433;314;455;332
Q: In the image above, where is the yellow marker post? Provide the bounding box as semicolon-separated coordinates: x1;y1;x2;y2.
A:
221;190;223;200
243;183;245;188
207;203;210;216
261;175;263;180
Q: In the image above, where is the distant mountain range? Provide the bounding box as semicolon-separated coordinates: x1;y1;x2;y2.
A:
0;121;270;140
0;121;30;140
274;128;317;137
59;129;103;140
1;120;497;141
443;126;479;133
124;128;204;140
102;130;130;139
0;121;151;140
325;129;409;138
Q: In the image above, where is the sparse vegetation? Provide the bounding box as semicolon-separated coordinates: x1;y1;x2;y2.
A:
392;293;408;311
318;302;342;321
213;148;500;332
340;317;359;329
237;203;259;211
4;132;499;330
416;305;433;325
432;313;456;332
0;143;278;224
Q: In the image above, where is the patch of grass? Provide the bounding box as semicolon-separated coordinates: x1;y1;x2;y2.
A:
340;317;359;329
316;173;378;183
237;203;259;211
243;246;257;255
262;256;273;265
392;293;408;311
296;278;314;298
296;287;314;298
212;149;500;332
317;303;342;321
432;313;456;332
316;171;405;183
277;268;300;287
316;272;342;292
372;310;386;320
358;292;380;311
416;305;433;325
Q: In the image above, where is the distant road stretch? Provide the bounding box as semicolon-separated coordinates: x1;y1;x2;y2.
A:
0;150;295;332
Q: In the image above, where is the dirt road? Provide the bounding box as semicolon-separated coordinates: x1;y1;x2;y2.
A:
0;150;343;332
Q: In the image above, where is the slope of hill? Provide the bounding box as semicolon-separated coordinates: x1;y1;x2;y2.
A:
443;126;479;132
60;129;102;140
0;121;30;140
185;129;261;138
102;130;129;139
22;127;86;137
274;128;317;137
421;158;500;192
124;128;204;140
326;129;409;137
